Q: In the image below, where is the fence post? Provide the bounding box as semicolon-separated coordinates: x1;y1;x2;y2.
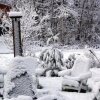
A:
9;12;23;57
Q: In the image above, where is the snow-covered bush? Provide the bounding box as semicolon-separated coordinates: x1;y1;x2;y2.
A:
64;54;76;69
37;48;64;77
4;56;38;99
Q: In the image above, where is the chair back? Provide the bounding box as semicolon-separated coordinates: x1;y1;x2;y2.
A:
71;55;91;77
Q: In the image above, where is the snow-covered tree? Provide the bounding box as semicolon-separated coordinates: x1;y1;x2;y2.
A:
12;0;78;49
34;0;78;45
12;0;41;54
12;0;100;48
0;9;13;50
38;48;64;76
74;0;100;47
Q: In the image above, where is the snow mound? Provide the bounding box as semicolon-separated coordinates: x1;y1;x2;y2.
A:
4;56;38;98
37;94;67;100
4;95;33;100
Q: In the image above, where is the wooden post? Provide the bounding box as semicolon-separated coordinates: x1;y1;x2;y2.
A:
9;12;23;57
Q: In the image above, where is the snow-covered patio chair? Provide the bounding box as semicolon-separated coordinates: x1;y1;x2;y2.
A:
58;52;92;92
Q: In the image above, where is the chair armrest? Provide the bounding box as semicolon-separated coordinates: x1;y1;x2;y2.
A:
79;71;92;81
35;68;45;76
58;69;72;77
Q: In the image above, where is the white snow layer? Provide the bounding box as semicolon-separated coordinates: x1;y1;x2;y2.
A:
37;93;67;100
37;77;95;100
4;56;38;98
4;95;33;100
87;68;100;96
9;12;22;17
0;37;12;54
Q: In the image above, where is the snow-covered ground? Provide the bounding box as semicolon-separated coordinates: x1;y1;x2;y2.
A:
0;37;12;54
37;77;94;100
35;48;100;61
0;45;100;100
62;49;100;59
0;54;13;71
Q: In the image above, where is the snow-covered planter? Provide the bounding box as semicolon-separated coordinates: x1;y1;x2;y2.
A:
37;48;64;77
4;56;38;99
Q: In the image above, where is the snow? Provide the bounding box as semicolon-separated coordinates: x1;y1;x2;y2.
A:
58;6;78;18
35;68;45;76
40;14;50;24
87;68;100;98
60;92;94;100
71;54;91;76
37;93;66;100
0;48;100;100
4;56;38;98
62;79;79;87
62;71;91;88
9;12;22;17
0;74;4;83
0;54;13;72
38;77;62;91
35;49;100;100
57;53;92;91
67;0;74;6
4;95;33;100
0;37;12;54
58;69;72;77
38;48;64;76
37;77;95;100
59;53;92;78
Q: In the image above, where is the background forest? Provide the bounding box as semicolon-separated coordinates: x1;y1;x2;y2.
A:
1;0;100;51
